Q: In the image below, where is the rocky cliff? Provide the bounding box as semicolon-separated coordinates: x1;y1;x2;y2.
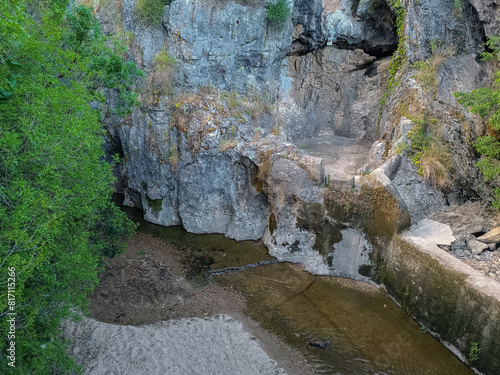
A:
99;0;493;264
92;0;500;372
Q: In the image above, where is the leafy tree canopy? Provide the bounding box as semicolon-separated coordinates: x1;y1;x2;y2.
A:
0;1;141;373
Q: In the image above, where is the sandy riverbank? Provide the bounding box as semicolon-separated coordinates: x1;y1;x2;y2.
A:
62;314;287;375
61;232;314;375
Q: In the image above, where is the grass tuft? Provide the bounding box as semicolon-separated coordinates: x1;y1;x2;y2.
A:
168;145;179;170
143;45;176;106
405;115;453;191
412;45;456;96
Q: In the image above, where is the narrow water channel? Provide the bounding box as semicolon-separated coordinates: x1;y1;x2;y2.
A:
122;205;473;375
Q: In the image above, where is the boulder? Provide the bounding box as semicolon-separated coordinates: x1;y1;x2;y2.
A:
478;226;500;244
407;218;456;247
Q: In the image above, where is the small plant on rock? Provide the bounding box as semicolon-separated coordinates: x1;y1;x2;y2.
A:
411;44;456;96
168;145;179;169
469;342;481;363
254;128;262;142
267;0;291;23
271;122;281;136
404;114;452;191
137;0;171;26
143;45;177;105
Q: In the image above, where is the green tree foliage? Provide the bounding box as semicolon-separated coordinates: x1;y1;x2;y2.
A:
455;36;500;207
267;0;291;23
0;1;140;373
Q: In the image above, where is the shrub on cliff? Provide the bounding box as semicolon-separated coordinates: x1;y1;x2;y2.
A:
455;36;500;208
0;2;140;373
137;0;171;26
267;0;291;23
143;45;177;105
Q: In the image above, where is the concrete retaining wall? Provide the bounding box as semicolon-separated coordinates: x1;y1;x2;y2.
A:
380;233;500;374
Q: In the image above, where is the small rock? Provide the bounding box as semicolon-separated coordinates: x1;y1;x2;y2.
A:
467;238;489;255
452;239;467;251
437;244;451;251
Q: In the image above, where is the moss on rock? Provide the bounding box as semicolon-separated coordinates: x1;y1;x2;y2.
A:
146;195;163;213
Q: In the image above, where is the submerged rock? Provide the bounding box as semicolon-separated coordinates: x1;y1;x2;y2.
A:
308;339;330;350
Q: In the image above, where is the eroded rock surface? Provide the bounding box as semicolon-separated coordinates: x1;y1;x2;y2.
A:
283;48;390;140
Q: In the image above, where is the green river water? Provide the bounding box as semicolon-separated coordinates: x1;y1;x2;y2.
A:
124;206;473;375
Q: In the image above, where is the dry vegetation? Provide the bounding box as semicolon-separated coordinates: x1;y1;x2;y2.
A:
168;90;230;154
142;45;177;106
146;118;161;154
388;68;457;192
220;90;272;123
270;122;281;136
253;128;262;142
412;44;456;97
219;138;238;152
421;148;452;190
398;113;453;191
167;145;179;169
166;88;272;154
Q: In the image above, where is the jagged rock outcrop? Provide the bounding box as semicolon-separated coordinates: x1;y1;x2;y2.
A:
114;94;274;241
291;0;398;56
478;226;500;244
369;0;496;221
280;0;398;141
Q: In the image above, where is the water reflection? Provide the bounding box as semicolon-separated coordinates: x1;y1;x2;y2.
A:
216;264;472;375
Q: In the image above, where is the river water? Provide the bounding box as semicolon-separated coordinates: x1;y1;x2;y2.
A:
123;206;473;375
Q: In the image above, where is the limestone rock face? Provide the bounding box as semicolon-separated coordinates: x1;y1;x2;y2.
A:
328;228;373;282
389;157;447;222
468;0;500;37
290;0;397;55
164;0;291;96
100;0;500;284
407;218;456;247
278;0;399;142
261;155;328;274
282;48;390;141
404;0;485;62
115;97;272;241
